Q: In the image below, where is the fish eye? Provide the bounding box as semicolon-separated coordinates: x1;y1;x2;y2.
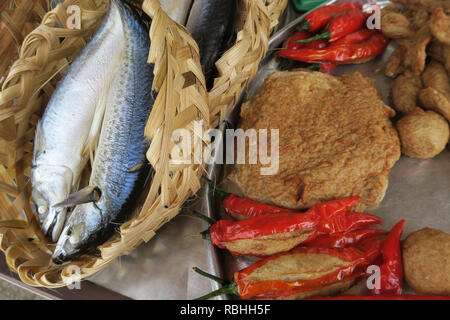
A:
37;204;48;215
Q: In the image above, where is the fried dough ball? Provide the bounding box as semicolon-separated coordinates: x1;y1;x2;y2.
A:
396;109;449;158
430;8;450;45
391;70;422;114
403;228;450;296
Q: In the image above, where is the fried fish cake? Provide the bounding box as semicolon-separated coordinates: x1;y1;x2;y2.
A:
403;228;450;296
229;71;400;211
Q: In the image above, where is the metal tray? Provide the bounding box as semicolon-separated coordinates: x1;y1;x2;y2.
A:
201;0;450;299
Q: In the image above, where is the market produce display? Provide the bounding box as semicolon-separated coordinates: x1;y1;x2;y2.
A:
0;0;448;301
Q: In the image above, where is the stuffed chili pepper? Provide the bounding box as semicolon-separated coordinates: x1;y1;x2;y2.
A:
194;233;386;300
209;198;382;256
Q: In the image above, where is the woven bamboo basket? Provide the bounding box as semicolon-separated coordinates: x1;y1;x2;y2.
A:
0;0;287;288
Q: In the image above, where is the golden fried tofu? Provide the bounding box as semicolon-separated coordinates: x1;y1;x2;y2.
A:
422;60;450;97
391;70;422;114
403;228;450;296
430;8;450;45
386;46;406;78
419;87;450;121
229;71;400;211
381;11;413;38
427;41;450;74
406;9;430;30
403;24;432;75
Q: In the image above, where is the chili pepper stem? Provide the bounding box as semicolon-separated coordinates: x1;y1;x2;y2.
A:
194;282;239;300
201;229;211;241
296;20;310;31
201;176;230;200
193;210;216;225
295;29;331;43
192;267;228;286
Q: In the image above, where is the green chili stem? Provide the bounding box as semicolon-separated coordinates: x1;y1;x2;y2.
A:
295;29;331;43
296;20;310;31
194;282;239;300
200;229;211;241
192;267;228;286
193;211;216;225
201;176;230;200
306;64;320;71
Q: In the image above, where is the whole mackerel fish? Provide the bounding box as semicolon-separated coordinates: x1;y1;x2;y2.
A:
53;0;154;263
31;1;126;242
186;0;236;87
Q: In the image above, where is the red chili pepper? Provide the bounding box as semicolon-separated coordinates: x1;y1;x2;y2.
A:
317;211;383;234
285;30;313;50
331;29;379;46
210;213;319;245
297;2;363;33
296;9;369;44
304;228;385;248
277;33;389;64
223;194;297;220
306;294;450;300
202;176;297;220
194;234;385;300
370;220;406;295
318;62;338;72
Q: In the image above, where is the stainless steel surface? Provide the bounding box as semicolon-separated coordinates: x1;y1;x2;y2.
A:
203;0;450;299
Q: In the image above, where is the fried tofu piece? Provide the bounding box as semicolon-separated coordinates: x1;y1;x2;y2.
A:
406;9;430;30
427;41;450;74
391;70;422;114
385;46;406;78
430;8;450;45
229;71;400;211
419;87;450;121
422;60;450;97
381;11;413;38
403;228;450;296
401;24;432;75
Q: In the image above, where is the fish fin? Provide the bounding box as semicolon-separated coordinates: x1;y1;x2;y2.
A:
52;186;101;208
33;121;45;162
82;92;108;160
128;163;142;173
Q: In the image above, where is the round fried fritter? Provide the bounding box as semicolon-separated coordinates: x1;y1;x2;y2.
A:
396;109;449;159
403;228;450;296
229;70;400;211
